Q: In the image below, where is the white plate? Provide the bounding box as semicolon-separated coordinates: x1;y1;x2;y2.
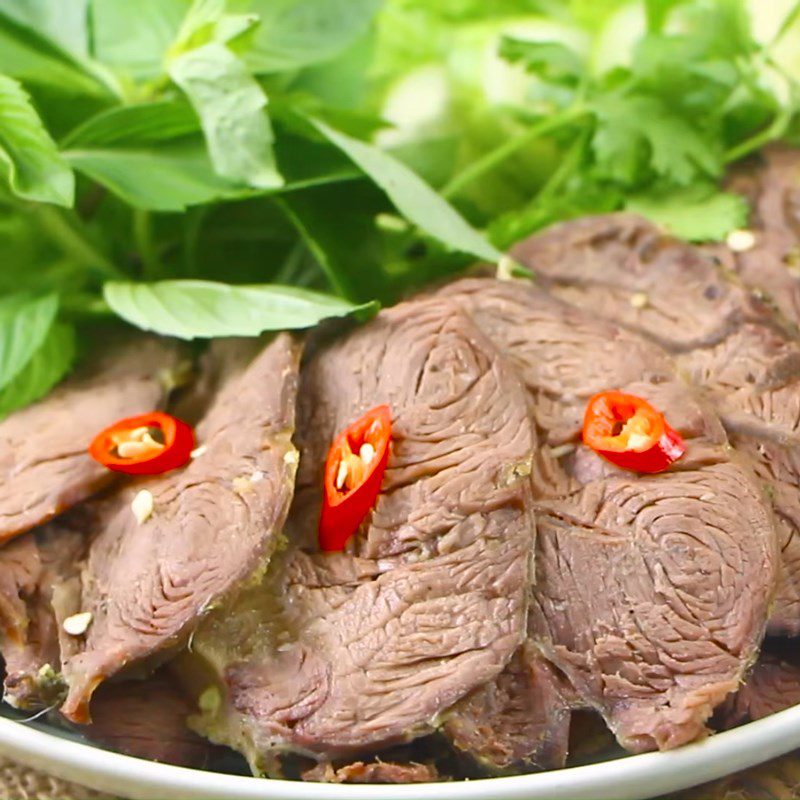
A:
2;705;800;800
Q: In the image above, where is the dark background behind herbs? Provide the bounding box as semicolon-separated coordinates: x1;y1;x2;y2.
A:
0;0;798;419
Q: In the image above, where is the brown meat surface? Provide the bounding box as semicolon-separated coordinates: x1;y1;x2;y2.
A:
0;524;85;709
438;279;777;753
512;213;800;635
0;335;182;544
60;335;301;723
188;298;536;771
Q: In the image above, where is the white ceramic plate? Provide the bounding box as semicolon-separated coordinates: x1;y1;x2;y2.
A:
2;705;800;800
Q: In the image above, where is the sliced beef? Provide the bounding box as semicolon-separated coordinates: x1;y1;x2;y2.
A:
59;334;301;723
85;670;214;767
512;213;800;635
725;145;800;326
442;643;573;773
438;279;777;753
716;645;800;729
302;760;439;784
0;335;182;544
187;298;536;771
0;523;85;709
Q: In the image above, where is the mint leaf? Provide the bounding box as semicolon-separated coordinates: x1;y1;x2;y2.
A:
168;42;282;189
244;0;383;73
0;292;59;391
0;74;74;205
309;117;502;263
626;186;748;242
103;280;378;339
0;320;74;418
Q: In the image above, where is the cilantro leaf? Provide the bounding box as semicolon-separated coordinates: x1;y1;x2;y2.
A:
625;186;748;242
592;93;721;186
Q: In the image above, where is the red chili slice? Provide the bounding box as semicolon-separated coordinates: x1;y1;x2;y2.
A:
582;391;685;474
89;412;195;476
319;405;392;552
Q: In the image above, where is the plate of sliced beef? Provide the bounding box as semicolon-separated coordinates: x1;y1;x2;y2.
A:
4;149;800;800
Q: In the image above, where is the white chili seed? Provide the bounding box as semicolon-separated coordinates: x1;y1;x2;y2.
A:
191;444;207;459
727;229;756;252
359;442;376;464
63;611;93;636
131;489;154;524
251;471;265;483
626;433;651;450
335;459;349;490
629;292;649;309
117;440;153;459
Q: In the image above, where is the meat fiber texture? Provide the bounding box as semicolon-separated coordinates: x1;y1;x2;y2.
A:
513;213;800;636
438;279;777;754
0;525;85;709
0;335;183;544
58;334;301;723
716;645;800;729
186;297;536;773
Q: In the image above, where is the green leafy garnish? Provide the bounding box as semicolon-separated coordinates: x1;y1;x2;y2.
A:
0;0;796;418
104;280;378;339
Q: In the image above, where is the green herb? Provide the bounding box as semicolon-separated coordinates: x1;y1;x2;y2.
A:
104;280;378;339
0;0;797;419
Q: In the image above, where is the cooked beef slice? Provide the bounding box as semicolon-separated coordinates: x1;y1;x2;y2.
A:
438;279;777;752
715;645;800;729
725;145;800;326
0;524;85;709
302;760;439;784
187;298;536;770
442;642;573;773
86;670;214;767
0;335;182;544
59;334;301;723
512;213;772;352
512;213;800;635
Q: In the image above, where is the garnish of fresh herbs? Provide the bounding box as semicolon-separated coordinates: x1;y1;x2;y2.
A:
0;0;798;419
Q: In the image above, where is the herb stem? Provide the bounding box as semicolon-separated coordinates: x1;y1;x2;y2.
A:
134;210;162;279
769;1;800;50
32;206;125;281
724;108;792;164
441;105;588;200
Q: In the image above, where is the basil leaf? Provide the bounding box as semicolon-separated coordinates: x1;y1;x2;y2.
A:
0;0;89;57
0;321;75;419
308;118;503;263
0;9;108;96
243;0;383;73
0;292;59;390
168;42;282;189
104;280;378;339
90;0;187;81
0;74;74;206
63;102;357;210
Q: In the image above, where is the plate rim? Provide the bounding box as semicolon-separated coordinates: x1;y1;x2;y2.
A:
3;704;800;800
